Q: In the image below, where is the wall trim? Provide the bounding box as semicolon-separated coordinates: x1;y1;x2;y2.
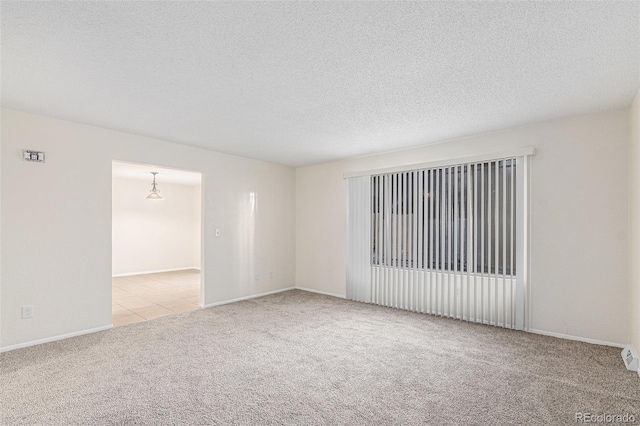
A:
343;147;536;178
202;287;296;308
529;328;625;349
0;300;624;358
0;324;113;353
112;267;200;277
201;286;346;309
295;286;346;299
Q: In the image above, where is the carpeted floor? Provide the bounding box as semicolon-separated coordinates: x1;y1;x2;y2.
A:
1;290;639;425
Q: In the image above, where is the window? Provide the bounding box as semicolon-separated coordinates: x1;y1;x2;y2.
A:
371;159;516;276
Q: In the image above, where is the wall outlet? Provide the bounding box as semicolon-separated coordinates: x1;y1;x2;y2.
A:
269;271;274;279
21;305;33;319
215;228;221;237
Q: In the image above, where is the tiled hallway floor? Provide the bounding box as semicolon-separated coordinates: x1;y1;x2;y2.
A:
112;269;201;327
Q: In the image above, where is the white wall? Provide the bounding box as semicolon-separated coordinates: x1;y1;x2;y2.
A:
630;90;640;356
296;109;630;345
112;177;201;276
1;109;296;350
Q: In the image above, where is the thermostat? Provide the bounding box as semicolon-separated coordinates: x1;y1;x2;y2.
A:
23;150;45;163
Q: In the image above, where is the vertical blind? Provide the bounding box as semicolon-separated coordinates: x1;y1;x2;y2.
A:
346;176;372;303
347;157;528;330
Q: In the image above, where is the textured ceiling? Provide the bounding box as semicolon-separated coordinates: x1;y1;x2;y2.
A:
2;1;639;167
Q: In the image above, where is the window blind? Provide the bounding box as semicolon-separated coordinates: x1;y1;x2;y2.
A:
347;156;529;330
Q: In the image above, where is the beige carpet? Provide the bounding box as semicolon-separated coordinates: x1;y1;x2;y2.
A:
1;290;639;425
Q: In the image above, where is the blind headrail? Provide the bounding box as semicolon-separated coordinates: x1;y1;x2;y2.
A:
343;147;535;179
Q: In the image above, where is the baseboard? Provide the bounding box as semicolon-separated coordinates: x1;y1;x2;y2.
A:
295;286;346;299
202;287;296;308
112;267;200;277
529;328;625;348
0;324;113;353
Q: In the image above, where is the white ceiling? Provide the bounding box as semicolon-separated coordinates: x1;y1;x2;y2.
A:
2;2;639;167
112;161;201;187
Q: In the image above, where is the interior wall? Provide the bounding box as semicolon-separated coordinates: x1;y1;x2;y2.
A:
112;176;201;276
1;108;296;350
296;109;630;345
630;90;640;357
192;181;202;270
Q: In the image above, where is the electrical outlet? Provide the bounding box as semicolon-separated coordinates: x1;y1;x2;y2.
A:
215;228;221;237
21;305;33;319
269;271;274;279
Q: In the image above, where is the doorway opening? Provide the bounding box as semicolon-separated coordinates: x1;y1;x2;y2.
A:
111;161;203;327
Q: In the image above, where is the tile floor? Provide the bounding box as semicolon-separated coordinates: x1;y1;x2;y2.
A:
112;269;201;327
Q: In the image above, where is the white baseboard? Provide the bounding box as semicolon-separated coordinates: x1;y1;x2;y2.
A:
295;286;346;299
202;287;296;308
201;286;346;309
0;324;113;353
529;328;625;348
112;267;200;277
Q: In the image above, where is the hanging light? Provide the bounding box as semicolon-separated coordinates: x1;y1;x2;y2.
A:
146;172;164;200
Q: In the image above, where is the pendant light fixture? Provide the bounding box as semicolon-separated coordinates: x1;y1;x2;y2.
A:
146;172;164;200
